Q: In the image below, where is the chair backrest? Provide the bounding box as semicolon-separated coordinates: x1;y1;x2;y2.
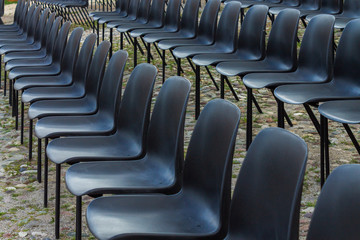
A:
297;14;334;81
127;0;140;19
18;2;32;31
180;0;200;34
61;27;84;74
117;0;130;16
197;0;221;43
41;12;56;46
343;0;360;16
84;41;110;101
22;4;36;35
97;50;128;118
266;9;299;69
34;8;50;42
182;99;241;238
225;128;308;240
13;0;24;23
237;5;268;60
216;1;241;48
299;0;320;9
116;63;157;152
320;0;342;12
26;6;42;40
52;21;71;64
72;33;97;89
163;0;181;29
146;77;191;192
307;164;360;240
333;19;360;86
136;0;151;22
148;0;165;25
46;17;62;55
281;0;299;5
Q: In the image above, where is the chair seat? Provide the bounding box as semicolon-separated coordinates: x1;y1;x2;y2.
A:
98;15;134;24
243;70;326;89
0;42;41;54
192;50;261;66
158;37;213;50
129;26;176;38
86;193;218;240
35;114;113;138
106;18;143;28
299;8;340;18
143;30;195;44
216;58;293;77
47;133;142;165
8;64;60;80
14;73;71;91
4;48;47;63
92;12;127;21
274;81;360;105
66;159;174;196
334;17;355;29
28;97;97;119
116;22;160;33
21;84;84;103
5;56;53;71
173;43;234;59
318;100;360;124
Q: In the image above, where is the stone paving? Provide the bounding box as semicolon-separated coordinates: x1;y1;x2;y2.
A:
0;2;358;239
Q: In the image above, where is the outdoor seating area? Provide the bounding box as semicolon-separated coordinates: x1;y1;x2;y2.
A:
0;0;360;239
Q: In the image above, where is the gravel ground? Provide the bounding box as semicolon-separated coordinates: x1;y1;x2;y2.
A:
0;2;357;239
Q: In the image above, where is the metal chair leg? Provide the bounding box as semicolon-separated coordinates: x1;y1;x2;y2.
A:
246;87;253;150
37;138;42;183
195;65;200;119
44;138;48;208
76;196;82;240
55;164;61;239
29;119;33;160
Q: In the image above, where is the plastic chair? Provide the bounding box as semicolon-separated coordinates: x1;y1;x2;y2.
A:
173;1;241;118
90;0;129;20
0;3;35;37
97;0;139;24
0;0;25;30
37;50;129;239
85;99;240;240
307;164;360;240
269;0;319;16
63;76;190;240
192;4;268;101
243;14;334;150
216;9;299;148
274;19;360;186
225;127;308;240
298;0;342;20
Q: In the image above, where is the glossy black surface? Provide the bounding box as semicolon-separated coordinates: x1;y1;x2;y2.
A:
319;100;360;124
85;99;241;239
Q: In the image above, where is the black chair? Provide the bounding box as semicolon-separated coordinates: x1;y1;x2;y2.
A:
225;127;308;240
274;19;360;186
298;0;342;21
36;49;129;239
192;4;268;100
116;0;165;66
0;3;34;37
0;0;25;30
173;1;241;119
63;76;190;240
142;0;199;81
27;40;109;169
269;0;319;16
308;0;360;29
216;9;299;149
306;164;360;240
85;99;240;240
90;0;129;19
243;14;334;151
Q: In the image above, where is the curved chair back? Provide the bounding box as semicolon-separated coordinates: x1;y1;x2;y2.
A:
136;0;151;22
163;0;181;30
116;63;157;151
182;99;241;238
180;0;200;34
26;6;42;41
343;0;360;16
126;0;140;19
197;0;221;43
84;41;110;102
298;14;334;81
237;4;268;60
52;21;71;64
333;19;360;86
22;5;38;37
41;13;56;47
97;50;128;118
72;33;97;90
307;164;360;240
216;1;241;49
266;9;299;70
300;0;320;9
61;27;84;74
321;0;342;13
46;17;62;56
226;128;308;240
19;3;34;33
34;8;50;42
148;0;165;25
147;76;191;191
13;0;24;24
118;0;130;16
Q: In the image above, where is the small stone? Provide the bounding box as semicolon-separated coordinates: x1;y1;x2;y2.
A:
8;147;19;152
303;207;314;213
15;183;26;188
21;170;37;175
19;232;27;237
31;232;47;237
5;186;16;192
304;212;313;218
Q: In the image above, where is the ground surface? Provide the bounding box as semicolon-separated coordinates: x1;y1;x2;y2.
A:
0;2;357;240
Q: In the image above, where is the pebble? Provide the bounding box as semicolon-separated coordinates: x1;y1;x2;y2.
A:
21;170;37;175
8;147;19;152
32;232;47;237
5;186;16;192
15;183;27;188
19;232;28;237
303;207;314;213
